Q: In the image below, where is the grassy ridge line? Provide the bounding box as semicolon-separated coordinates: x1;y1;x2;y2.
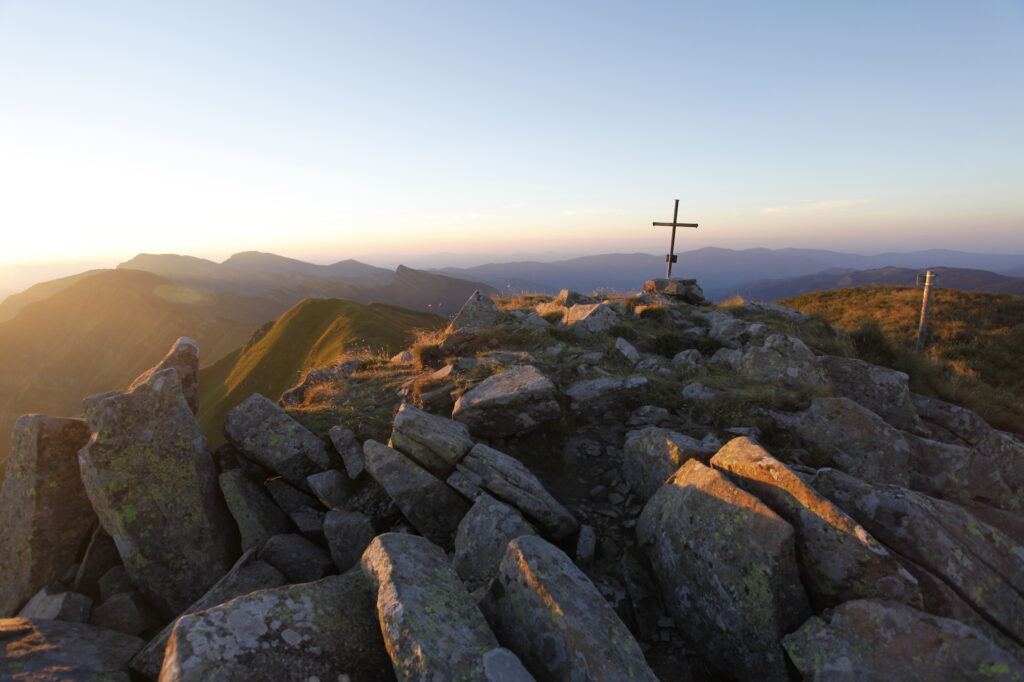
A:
779;285;1024;432
196;298;446;448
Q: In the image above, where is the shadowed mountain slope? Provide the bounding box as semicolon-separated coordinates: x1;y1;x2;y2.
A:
196;297;445;448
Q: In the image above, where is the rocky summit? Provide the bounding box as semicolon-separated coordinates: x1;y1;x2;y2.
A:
1;282;1023;681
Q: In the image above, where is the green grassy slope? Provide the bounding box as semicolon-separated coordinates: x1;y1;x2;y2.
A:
196;298;446;447
780;285;1024;431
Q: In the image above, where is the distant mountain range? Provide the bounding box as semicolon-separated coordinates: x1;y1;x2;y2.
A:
735;266;1024;303
431;248;1024;300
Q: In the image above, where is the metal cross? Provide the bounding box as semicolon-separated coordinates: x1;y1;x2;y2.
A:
652;199;698;278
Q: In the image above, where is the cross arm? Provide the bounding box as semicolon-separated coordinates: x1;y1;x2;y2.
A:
652;222;699;227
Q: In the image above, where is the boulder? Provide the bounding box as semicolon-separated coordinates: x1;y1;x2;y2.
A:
329;426;366;479
482;535;657;682
636;459;811;682
642;278;705;304
554;289;594;306
671;348;705;373
363;439;469;546
278;360;358;407
127;337;199;414
219;470;293;551
563;302;619;335
257;534;335;584
706;311;770;348
306;469;354;509
0;415;94;617
131;548;287;680
454;444;577;540
159;572;391;681
450;289;502;330
453;494;536;594
391;349;415;364
90;591;158;637
615;337;640;365
389;403;475;477
223;393;332;489
783;599;1023;681
711;333;832;390
564;376;648;411
0;617;144;681
575;524;597;566
710;437;921;608
73;527;121;600
808;467;1024;644
18;588;92;623
78;369;237;618
622;426;715;501
821;355;923;432
98;566;132;603
324;510;376;572
453;366;561;438
361;533;515;680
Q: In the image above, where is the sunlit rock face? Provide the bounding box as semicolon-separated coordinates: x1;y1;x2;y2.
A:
0;414;94;617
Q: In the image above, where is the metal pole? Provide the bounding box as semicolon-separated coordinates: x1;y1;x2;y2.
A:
915;270;935;355
667;199;679;278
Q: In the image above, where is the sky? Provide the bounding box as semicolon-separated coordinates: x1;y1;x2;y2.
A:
1;0;1022;280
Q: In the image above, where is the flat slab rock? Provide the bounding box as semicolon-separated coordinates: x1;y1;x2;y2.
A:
482;535;657;682
711;437;922;609
450;289;502;330
0;415;94;618
637;459;811;682
453;365;561;438
0;617;144;681
454;494;536;594
361;533;521;680
127;336;199;414
160;572;391;682
783;599;1023;681
389;402;474;477
623;426;715;502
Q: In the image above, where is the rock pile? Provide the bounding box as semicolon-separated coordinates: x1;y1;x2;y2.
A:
1;287;1023;681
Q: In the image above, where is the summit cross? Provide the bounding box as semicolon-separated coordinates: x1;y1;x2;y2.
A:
652;199;698;278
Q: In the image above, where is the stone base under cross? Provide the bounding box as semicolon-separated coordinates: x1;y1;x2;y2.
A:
642;278;706;305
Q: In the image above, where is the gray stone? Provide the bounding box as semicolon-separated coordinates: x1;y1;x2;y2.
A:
219;470;293;551
160;572;390;681
554;289;595;306
361;533;510;680
738;301;810;320
130;548;287;679
127;337;199;414
324;510;375;572
564;376;648;410
575;525;597;566
390;402;475;477
615;337;640;365
451;290;502;330
78;369;237;619
808;467;1024;644
391;349;415;364
418;382;457;415
680;381;722;401
706;311;770;348
783;599;1023;681
712;333;832;390
363;439;469;546
626;405;673;428
257;533;334;584
453;494;536;594
710;437;921;608
73;527;121;601
623;427;715;501
98;565;132;603
671;348;705;372
454;444;577;540
329;426;365;479
223;393;332;489
453;366;561;438
279;360;359;407
482;535;657;682
0;415;94;617
0;617;144;681
520;311;551;328
306;469;354;509
482;647;537;681
90;592;157;637
821;354;923;432
563;302;619;335
637;459;811;682
18;588;92;623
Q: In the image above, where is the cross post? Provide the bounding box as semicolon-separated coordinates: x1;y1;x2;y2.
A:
653;199;698;278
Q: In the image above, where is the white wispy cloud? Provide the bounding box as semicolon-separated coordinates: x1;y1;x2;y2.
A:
761;199;872;215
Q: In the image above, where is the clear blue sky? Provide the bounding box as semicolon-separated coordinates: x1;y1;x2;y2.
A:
1;0;1022;269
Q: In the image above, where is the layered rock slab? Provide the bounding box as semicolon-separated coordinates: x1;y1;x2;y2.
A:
223;393;332;489
218;469;293;550
623;426;714;501
389;402;474;477
453;366;561;438
361;533;519;680
637;459;811;682
363;439;469;546
78;369;237;618
0;617;144;681
0;415;94;617
482;535;657;682
808;467;1024;645
160;572;391;682
783;599;1023;681
710;437;921;608
127;336;199;414
453;494;536;594
820;354;922;432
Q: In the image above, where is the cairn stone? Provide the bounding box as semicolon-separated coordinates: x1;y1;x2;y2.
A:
453;366;561;438
0;415;94;617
